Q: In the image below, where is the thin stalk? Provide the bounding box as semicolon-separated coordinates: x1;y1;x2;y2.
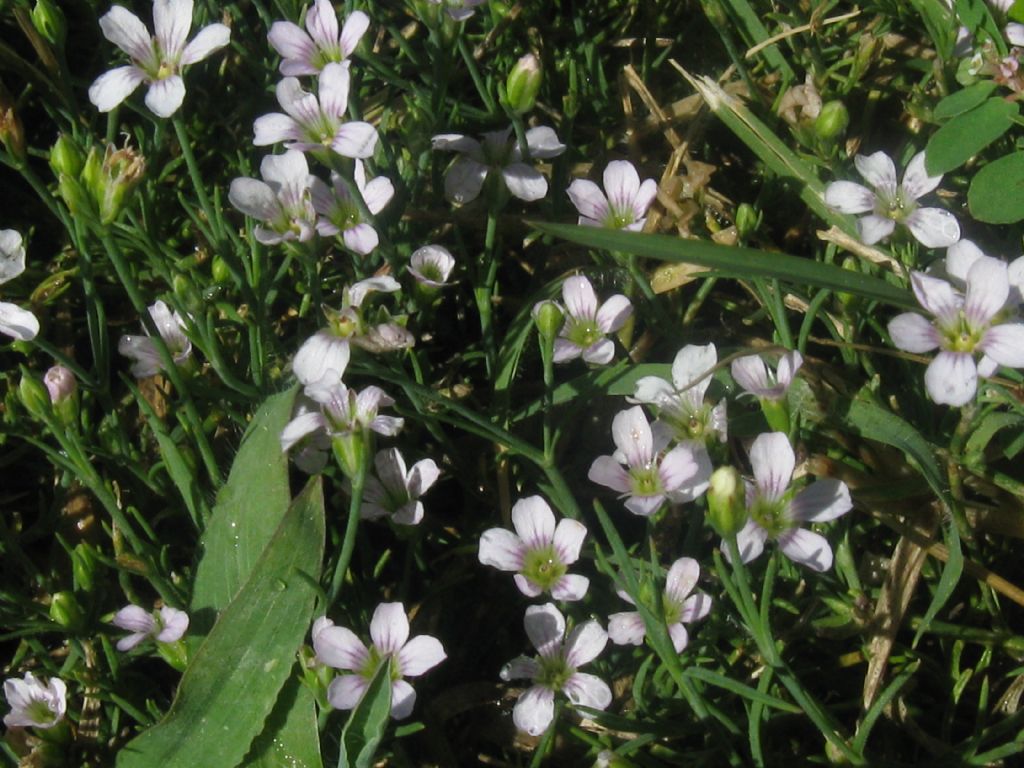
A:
171;117;221;241
475;208;501;377
326;446;369;608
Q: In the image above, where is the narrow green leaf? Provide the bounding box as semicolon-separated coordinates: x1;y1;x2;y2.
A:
337;661;392;768
244;675;323;768
968;151;1024;223
932;81;997;120
852;661;919;754
191;386;298;633
914;521;964;647
532;222;916;309
712;0;794;78
964;412;1024;462
117;477;326;768
925;98;1017;175
683;668;801;713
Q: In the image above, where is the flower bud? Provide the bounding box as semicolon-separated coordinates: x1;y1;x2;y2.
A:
706;466;747;538
32;0;67;47
735;203;760;240
532;300;564;341
0;81;26;161
19;371;51;419
44;365;75;404
210;255;232;284
96;142;146;224
71;543;96;592
49;135;83;179
49;591;84;632
332;432;366;480
814;101;849;142
505;53;542;115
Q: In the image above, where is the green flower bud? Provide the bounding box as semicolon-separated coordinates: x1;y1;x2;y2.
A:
332;432;366;479
211;255;232;284
814;101;849;142
71;544;96;592
32;0;67;47
532;300;564;341
505;53;542;115
49;591;84;632
735;203;760;240
706;466;747;538
96;143;146;224
19;371;51;419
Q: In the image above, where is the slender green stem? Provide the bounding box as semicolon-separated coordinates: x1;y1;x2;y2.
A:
327;446;369;607
475;208;501;377
172;117;220;241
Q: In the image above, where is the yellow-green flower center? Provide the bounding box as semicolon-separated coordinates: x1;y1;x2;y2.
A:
522;545;567;591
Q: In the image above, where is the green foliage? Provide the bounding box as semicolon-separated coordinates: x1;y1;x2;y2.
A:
336;662;392;768
925;98;1018;175
968;151;1024;223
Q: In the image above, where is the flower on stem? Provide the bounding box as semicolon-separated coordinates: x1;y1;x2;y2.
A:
3;672;66;729
361;448;440;526
608;557;712;653
228;150;317;245
253;62;378;158
310;160;393;255
500;603;611;736
408;245;456;287
291;379;404;440
313;603;446;719
0;230;39;342
88;0;230;118
118;299;192;378
478;496;589;601
432;126;565;204
426;0;488;22
824;151;960;248
553;275;632;365
632;343;727;446
268;2;369;76
588;406;710;516
731;350;803;401
111;604;189;651
725;432;852;572
888;255;1024;406
566;160;658;231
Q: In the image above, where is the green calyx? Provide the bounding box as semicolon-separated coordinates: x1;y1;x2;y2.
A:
522;546;567;592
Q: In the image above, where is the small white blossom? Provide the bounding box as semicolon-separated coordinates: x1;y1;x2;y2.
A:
731;350;803;401
88;0;230;118
0;230;39;342
361;448;440;526
408;245;456;287
3;672;66;730
268;2;369;76
567;160;658;231
427;0;488;21
111;604;189;651
553;275;632;365
311;160;393;255
228;150;317;245
118;299;192;378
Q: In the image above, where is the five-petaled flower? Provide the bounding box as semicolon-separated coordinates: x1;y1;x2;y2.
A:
500;603;612;736
731;350;803;401
432;126;565;203
824;151;960;248
228;150;317;245
118;299;192;378
361;448;441;526
311;160;394;255
567;160;658;231
588;406;710;515
408;245;456;287
608;557;712;653
478;495;590;601
254;62;378;158
268;2;369;76
726;432;853;572
313;603;446;719
0;230;39;342
89;0;231;118
3;672;66;730
111;604;189;651
888;253;1024;406
552;275;632;365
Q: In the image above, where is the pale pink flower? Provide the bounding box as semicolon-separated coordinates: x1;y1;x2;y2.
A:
313;603;446;719
567;160;658;231
725;432;852;572
731;350;803;401
888;256;1024;406
427;0;488;21
111;604;189;651
118;299;192;378
588;406;710;516
3;672;66;729
281;379;404;451
311;160;393;255
253;62;378;158
553;275;632;365
608;557;712;653
88;0;230;118
432;126;565;203
228;150;317;245
478;496;589;601
500;603;611;736
361;448;440;526
268;2;369;76
0;230;39;341
824;151;960;247
408;245;456;287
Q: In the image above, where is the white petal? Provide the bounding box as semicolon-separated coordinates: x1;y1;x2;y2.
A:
511;495;555;550
659;444;699;493
775;350;803;388
855;151;898;197
823;181;876;214
370;602;410;655
749;432;794;502
229;178;279;221
633;178;658;219
181;23;230;65
444;157;487;203
253;113;301;146
588;455;631;493
611;406;653;468
631;376;674;406
979;323;1024;368
964;256;1009;327
602;160;641;215
332;121;378;159
668;623;689;654
731;520;768;564
1008;22;1024;47
342;224;379;255
789;479;852;522
390;679;416;720
398;635;446;677
306;0;340;49
98;6;153;61
478;528;524;571
0;303;39;341
946;239;985;284
500;655;540;682
551;573;589;601
596;295;632;333
567;179;610;222
327;674;368;710
563;672;612;710
924;352;977;406
154;0;192;57
513;574;543;597
680;591;713;623
911;272;961;324
0;230;24;284
906;208;961;249
144;76;186;118
88;66;146;112
665;558;699;605
268;21;314;66
362;176;395;214
672;343;717;395
562;275;598;320
523;126;565;158
564;620;607;667
112;605;155;634
582;338;615;365
314;625;369;671
513;686;555;736
524;603;565;657
731;355;769;395
502;163;547;201
293;331;349;386
552;519;586;564
319;61;350;119
608;612;646;645
431;133;481;154
280;411;326;453
888;313;940;353
901;151;942;201
625;494;665;517
340;10;370;57
777;528;834;571
857;214;896;245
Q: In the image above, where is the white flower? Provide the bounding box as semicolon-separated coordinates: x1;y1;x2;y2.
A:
408;245;456;287
731;350;803;401
567;160;658;231
3;672;66;729
824;151;960;248
253;62;378;158
311;160;394;255
478;496;590;601
281;380;404;456
111;604;189;651
427;0;488;21
313;603;446;719
500;603;611;736
608;557;712;653
228;150;317;245
726;432;852;572
944;239;1024;305
118;299;192;378
588;406;710;516
361;448;440;526
553;275;632;365
88;0;230;118
0;230;39;341
432;126;565;204
268;2;369;76
888;256;1024;406
632;343;727;446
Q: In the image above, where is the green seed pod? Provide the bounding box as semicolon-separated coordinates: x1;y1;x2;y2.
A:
706;466;747;538
735;203;761;240
18;371;51;420
32;0;67;47
49;591;84;632
532;300;564;341
210;255;232;284
506;53;542;115
71;543;96;592
49;135;83;179
814;101;849;142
